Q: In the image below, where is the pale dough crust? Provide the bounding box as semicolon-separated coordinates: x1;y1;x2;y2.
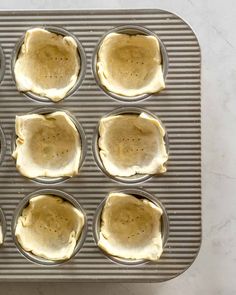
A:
15;195;84;261
97;32;165;97
14;28;80;101
99;112;168;177
12;111;81;178
98;193;163;261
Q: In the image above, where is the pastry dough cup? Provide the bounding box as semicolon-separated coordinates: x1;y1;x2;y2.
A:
0;45;5;85
93;188;169;266
11;26;86;103
92;25;168;102
0;123;6;166
12;189;87;266
0;207;6;247
12;107;87;185
93;106;169;184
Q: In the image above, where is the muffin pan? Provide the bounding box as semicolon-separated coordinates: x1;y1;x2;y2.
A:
0;9;201;283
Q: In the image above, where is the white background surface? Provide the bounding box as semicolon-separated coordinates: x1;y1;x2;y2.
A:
0;0;235;294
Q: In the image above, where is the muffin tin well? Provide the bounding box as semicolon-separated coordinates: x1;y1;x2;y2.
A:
11;107;87;185
12;189;87;266
11;26;86;104
93;188;169;266
0;9;201;283
92;25;168;103
92;106;169;184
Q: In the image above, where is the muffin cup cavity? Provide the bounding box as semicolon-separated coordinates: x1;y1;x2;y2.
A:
93;106;169;185
12;107;87;185
11;26;86;104
12;189;87;266
93;188;169;266
0;45;5;85
92;25;168;103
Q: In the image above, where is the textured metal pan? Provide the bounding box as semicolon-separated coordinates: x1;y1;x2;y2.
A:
0;9;201;283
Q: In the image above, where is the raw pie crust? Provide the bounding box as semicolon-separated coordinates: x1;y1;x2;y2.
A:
98;112;168;177
14;28;80;101
12;111;81;179
97;32;165;97
98;193;163;261
15;195;85;261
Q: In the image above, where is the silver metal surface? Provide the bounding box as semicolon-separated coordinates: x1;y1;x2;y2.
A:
92;106;169;184
93;188;169;266
0;9;201;282
11;26;87;104
12;188;87;266
11;107;87;185
92;25;168;103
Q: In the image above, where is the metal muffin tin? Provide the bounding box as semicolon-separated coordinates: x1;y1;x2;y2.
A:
0;9;201;283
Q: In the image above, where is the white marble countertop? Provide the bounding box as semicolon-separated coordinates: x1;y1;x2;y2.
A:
0;0;235;294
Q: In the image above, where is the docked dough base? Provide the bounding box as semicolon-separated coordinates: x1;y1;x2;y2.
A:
15;195;85;261
12;111;81;179
14;28;80;101
98;193;163;261
97;33;165;97
98;112;168;177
